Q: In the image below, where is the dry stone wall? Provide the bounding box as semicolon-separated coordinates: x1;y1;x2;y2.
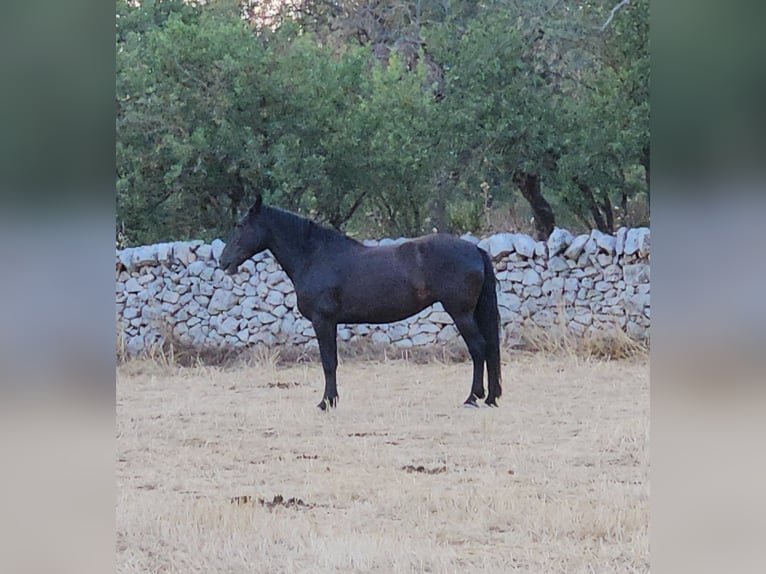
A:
116;228;650;356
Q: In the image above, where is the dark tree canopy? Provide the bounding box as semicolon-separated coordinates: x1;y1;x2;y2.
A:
117;0;649;245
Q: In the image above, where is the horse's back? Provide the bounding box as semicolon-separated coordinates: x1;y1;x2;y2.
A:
403;234;485;275
331;234;483;284
393;234;486;310
309;234;486;323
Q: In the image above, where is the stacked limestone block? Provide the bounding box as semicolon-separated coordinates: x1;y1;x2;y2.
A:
476;227;650;342
116;228;649;357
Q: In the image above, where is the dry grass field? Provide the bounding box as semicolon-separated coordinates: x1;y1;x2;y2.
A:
117;351;648;573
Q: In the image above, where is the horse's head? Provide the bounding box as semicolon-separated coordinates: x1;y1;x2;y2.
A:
220;195;269;274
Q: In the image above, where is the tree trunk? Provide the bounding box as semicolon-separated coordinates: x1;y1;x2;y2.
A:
427;169;451;233
512;172;555;240
641;142;650;190
574;177;611;233
621;187;629;227
229;172;248;223
601;193;614;232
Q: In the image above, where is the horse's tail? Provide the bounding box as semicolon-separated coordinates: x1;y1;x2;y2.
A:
475;248;502;402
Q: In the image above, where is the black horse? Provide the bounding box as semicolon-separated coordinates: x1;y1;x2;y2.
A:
220;195;502;410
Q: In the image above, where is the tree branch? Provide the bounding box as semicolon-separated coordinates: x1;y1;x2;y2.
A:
335;190;369;229
573;176;609;233
600;0;631;32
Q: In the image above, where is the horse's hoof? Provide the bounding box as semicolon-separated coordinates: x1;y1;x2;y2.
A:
463;395;480;408
317;397;338;410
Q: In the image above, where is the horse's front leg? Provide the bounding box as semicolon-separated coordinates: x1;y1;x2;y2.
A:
312;317;339;410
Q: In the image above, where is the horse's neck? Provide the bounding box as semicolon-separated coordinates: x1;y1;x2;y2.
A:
265;208;353;281
264;209;316;281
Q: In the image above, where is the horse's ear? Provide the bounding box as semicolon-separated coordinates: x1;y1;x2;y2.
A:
248;195;263;217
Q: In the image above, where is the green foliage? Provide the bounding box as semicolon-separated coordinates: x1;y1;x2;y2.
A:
427;11;557;197
359;55;440;236
551;0;650;230
117;1;268;244
116;0;649;245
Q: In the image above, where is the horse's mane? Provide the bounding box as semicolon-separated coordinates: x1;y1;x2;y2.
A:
266;206;361;250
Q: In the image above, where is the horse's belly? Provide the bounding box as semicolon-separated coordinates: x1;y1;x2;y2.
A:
338;279;432;324
339;301;432;324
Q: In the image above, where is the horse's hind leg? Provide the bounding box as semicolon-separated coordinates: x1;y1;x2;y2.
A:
450;312;487;406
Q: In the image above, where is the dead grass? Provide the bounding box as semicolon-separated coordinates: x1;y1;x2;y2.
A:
517;303;649;361
519;325;647;360
117;353;648;573
116;322;477;369
117;314;645;371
